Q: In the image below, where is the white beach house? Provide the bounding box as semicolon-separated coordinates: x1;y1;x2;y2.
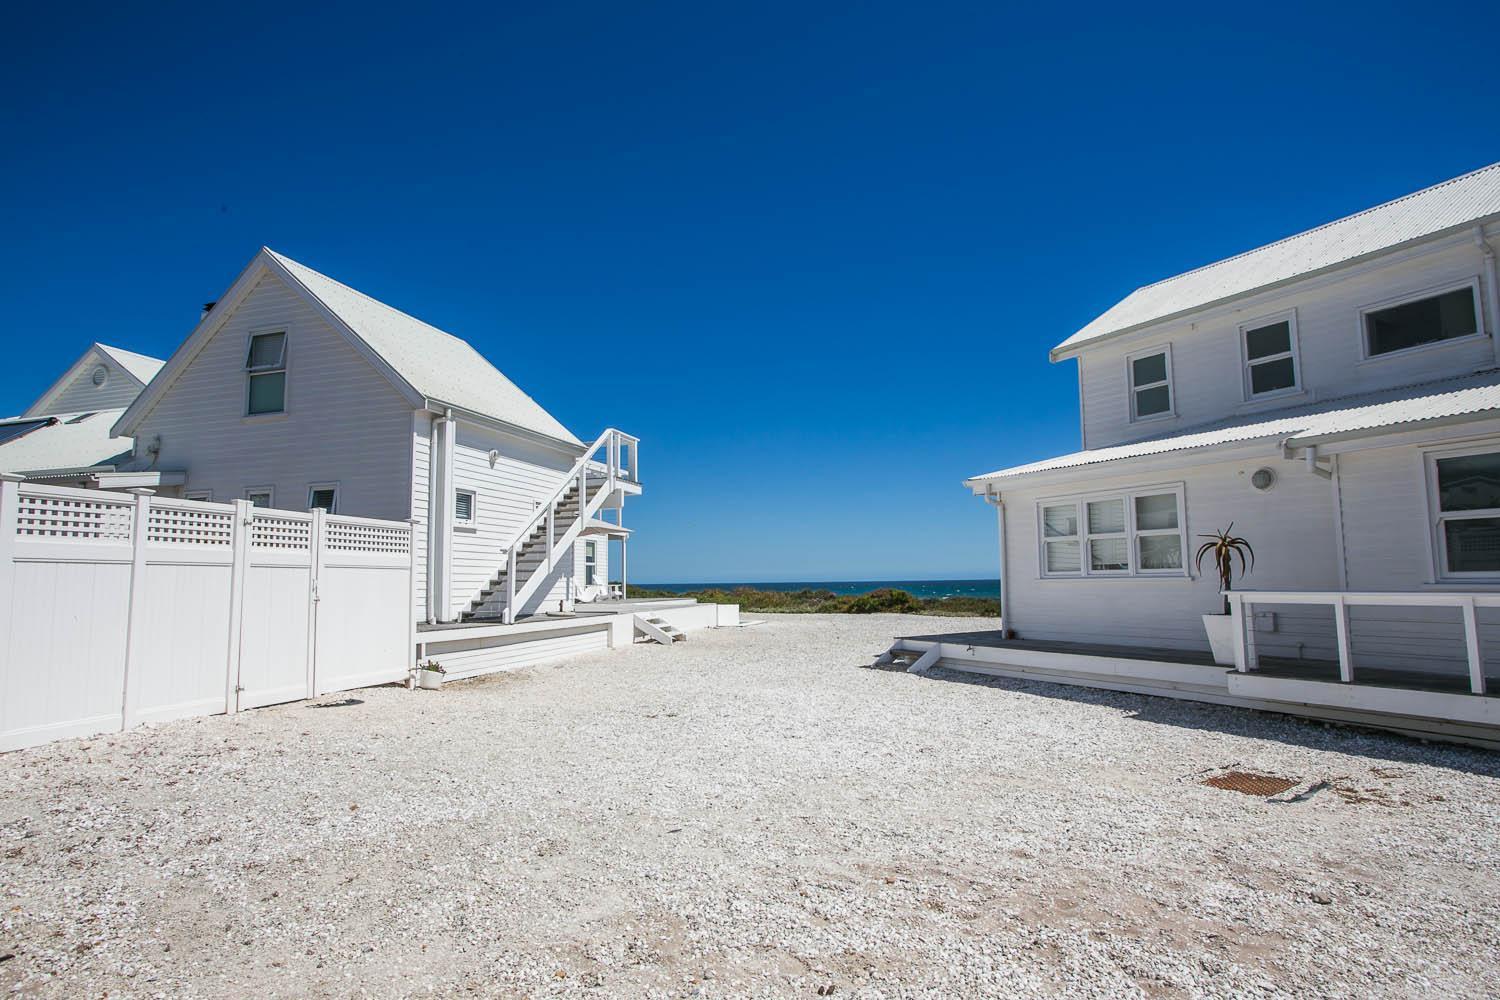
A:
890;163;1500;746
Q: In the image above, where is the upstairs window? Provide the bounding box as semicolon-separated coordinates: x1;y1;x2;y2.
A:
245;332;287;414
1039;486;1185;578
1429;447;1500;577
1363;283;1479;358
1128;347;1173;420
1241;313;1300;398
308;484;339;513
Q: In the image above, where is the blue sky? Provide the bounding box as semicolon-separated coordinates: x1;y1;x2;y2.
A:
3;2;1497;582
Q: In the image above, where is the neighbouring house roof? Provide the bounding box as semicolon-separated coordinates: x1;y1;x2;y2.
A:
25;343;166;418
0;409;134;477
1052;161;1500;360
94;344;166;386
965;371;1500;487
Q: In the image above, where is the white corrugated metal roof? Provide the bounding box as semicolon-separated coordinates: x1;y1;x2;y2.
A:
0;409;133;476
967;371;1500;485
1053;162;1500;359
95;345;165;386
266;250;583;448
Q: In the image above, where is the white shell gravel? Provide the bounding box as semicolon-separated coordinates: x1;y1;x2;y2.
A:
2;612;1498;998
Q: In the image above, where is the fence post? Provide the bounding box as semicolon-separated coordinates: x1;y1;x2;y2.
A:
120;489;155;732
308;508;326;698
223;500;253;714
1229;594;1247;672
407;520;419;689
1333;596;1353;683
0;477;20;686
1462;597;1485;695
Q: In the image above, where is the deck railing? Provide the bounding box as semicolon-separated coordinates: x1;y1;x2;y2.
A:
1226;590;1499;695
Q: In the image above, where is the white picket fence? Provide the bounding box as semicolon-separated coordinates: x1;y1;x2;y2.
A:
0;479;415;752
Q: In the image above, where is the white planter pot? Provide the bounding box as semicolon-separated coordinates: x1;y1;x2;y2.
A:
1201;614;1237;666
417;670;444;691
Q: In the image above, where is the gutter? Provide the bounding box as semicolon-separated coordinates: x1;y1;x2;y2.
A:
422;399;587;455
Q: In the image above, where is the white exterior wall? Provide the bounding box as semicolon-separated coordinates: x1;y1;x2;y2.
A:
126;273;414;518
1077;230;1499;449
37;350;146;415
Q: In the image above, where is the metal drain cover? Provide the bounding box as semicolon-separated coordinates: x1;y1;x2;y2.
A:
1202;771;1298;796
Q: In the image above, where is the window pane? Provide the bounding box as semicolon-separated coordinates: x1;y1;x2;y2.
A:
247;492;271;508
1445;517;1500;573
1244;321;1291;360
1138;534;1183;570
247;371;285;414
1366;288;1476;356
1135;385;1171;416
1087;498;1125;534
1437;453;1500;512
1042;504;1078;538
1089;537;1129;571
1249;356;1297;395
1045;540;1080;573
309;488;336;512
1131;352;1167;386
247;332;286;369
1134;493;1178;530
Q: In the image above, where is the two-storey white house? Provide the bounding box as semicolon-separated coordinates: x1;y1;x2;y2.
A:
109;247;640;631
889;163;1500;746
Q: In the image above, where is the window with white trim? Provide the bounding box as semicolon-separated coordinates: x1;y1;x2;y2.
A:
308;484;338;513
1039;486;1186;577
184;489;213;502
1428;447;1500;577
1363;282;1480;358
1241;313;1300;398
584;540;599;586
1127;347;1173;420
245;487;274;508
454;489;476;527
245;331;287;415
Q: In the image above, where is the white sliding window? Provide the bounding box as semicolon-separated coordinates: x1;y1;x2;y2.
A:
1427;447;1500;578
1039;485;1186;578
1241;313;1300;398
1127;347;1173;420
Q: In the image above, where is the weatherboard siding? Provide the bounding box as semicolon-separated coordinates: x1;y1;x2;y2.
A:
1078;230;1499;450
126;273;412;518
43;351;147;415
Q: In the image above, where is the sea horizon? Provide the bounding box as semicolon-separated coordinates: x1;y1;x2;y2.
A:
632;578;1000;600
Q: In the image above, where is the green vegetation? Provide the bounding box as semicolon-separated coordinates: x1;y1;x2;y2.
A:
628;586;1000;617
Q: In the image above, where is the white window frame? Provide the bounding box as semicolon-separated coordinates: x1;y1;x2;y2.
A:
1422;441;1500;582
1037;482;1189;579
184;489;213;502
244;486;275;509
1239;309;1302;401
1358;278;1485;362
584;540;598;586
454;488;477;528
307;482;340;514
244;329;289;417
1126;344;1175;423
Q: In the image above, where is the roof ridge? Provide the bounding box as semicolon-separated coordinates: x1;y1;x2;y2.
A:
1133;161;1500;294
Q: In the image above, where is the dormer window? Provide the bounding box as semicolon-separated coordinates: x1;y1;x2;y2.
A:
1128;346;1173;421
1362;282;1480;358
245;332;287;415
1241;312;1301;398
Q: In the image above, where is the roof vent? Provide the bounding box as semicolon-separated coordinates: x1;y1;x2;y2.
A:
90;365;108;387
201;301;216;320
1250;467;1277;492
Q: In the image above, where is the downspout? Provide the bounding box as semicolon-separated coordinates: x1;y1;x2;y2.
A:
427;409;456;623
1476;226;1500;368
983;487;1009;634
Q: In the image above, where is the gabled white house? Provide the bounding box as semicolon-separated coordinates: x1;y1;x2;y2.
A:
902;162;1500;746
110;247;640;627
0;344;165;486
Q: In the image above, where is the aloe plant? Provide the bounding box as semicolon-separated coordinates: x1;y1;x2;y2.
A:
1195;523;1254;614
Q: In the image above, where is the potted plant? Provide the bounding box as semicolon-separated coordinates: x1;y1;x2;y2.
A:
417;659;445;691
1195;524;1254;666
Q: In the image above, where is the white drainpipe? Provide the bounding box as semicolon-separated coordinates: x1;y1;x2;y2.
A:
984;487;1008;633
1476;226;1500;368
427;409;457;623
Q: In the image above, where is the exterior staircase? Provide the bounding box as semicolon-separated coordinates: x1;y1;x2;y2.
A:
461;428;639;625
634;613;686;645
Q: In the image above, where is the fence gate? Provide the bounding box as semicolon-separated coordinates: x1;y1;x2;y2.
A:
0;480;415;752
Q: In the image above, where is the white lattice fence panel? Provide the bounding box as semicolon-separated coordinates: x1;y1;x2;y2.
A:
250;512;312;550
15;488;134;541
146;501;234;546
324;517;411;557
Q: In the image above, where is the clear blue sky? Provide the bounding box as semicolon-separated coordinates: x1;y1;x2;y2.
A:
3;2;1497;582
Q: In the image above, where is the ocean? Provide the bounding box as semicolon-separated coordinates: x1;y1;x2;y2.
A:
636;579;1000;600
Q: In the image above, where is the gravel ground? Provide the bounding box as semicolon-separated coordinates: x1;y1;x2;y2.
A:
3;612;1500;999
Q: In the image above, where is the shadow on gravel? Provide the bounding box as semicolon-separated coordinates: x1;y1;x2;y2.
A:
920;665;1500;776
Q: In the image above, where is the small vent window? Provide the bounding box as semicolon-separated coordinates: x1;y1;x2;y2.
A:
308;485;338;513
455;489;476;526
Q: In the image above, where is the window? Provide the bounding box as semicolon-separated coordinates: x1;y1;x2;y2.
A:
1428;448;1500;578
1127;347;1173;420
1039;486;1185;577
308;484;338;513
245;331;287;414
454;489;476;527
1241;313;1300;398
184;490;213;502
1363;283;1480;358
584;541;598;586
245;487;274;508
